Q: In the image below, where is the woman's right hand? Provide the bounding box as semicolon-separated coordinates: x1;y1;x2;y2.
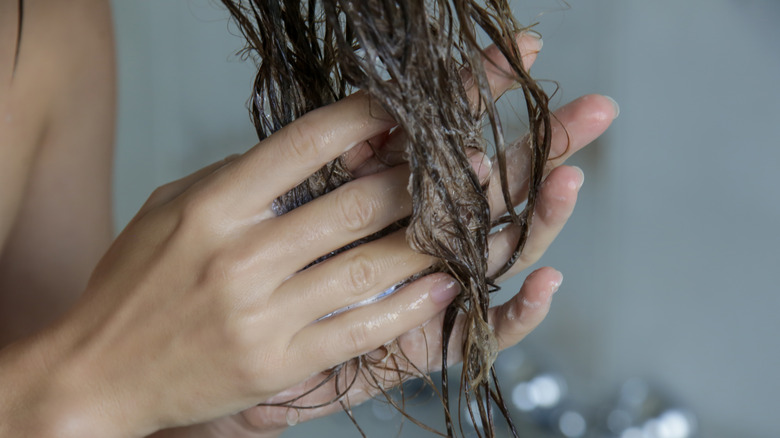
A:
16;90;468;437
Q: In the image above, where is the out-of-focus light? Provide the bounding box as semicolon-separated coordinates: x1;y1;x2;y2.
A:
511;382;535;412
558;410;587;437
528;374;564;408
654;409;694;438
510;374;566;412
643;418;661;438
620;427;644;438
640;408;696;438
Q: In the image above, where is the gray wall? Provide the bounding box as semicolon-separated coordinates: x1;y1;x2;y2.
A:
112;1;780;437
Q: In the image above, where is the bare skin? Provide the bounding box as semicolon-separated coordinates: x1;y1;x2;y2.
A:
0;1;616;437
0;0;114;347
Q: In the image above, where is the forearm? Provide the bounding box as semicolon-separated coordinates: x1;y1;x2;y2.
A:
0;316;288;438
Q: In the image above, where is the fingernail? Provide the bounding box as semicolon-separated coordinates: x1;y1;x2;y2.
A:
571;166;585;190
468;151;493;183
431;279;460;304
551;270;563;294
603;95;620;119
522;31;543;51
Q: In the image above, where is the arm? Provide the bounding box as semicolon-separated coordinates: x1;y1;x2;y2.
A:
0;0;115;346
0;2;116;434
1;3;615;436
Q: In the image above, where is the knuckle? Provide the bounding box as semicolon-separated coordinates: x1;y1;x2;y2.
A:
281;120;325;164
232;352;266;390
147;184;173;205
336;185;377;232
199;248;246;287
177;191;220;230
345;254;377;295
136;186;176;222
344;324;371;357
179;193;208;220
222;323;268;387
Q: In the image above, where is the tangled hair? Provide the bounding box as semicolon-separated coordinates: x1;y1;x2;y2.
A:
221;0;552;435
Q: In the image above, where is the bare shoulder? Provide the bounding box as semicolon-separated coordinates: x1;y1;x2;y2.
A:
0;0;116;344
1;0;115;124
1;0;115;241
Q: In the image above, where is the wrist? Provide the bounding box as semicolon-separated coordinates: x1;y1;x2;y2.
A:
147;418;286;438
0;319;129;437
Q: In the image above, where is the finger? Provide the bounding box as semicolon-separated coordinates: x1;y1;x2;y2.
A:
243;267;559;430
490;267;562;352
290;273;460;373
260;152;489;271
488;94;617;219
486;165;583;280
271;230;435;325
137;154;240;215
239;374;355;430
349;32;543;176
463;32;543;111
241;346;419;429
392;266;562;372
258;164;413;271
209;91;397;217
341;130;391;173
240;365;377;430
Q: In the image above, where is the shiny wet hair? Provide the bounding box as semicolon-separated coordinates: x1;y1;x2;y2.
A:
221;1;552;436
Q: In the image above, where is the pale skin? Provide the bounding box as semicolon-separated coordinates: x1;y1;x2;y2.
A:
0;1;617;437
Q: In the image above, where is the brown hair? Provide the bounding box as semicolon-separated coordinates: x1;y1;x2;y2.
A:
221;1;552;435
11;0;24;77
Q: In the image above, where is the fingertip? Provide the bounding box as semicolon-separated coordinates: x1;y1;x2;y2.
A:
544;165;584;194
467;150;493;184
550;268;563;294
493;267;559;349
522;266;562;307
575;94;620;124
603;95;620;119
529;265;561;282
571;166;585;190
518;31;543;56
479;32;542;98
537;167;581;222
513;32;542;73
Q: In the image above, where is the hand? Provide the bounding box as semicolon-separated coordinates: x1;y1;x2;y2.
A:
150;37;617;437
192;96;615;437
29;86;473;438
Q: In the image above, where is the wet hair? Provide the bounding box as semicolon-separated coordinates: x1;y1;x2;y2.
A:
12;0;24;77
221;1;552;436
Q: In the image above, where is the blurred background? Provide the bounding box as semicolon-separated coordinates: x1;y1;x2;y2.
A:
111;1;780;437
